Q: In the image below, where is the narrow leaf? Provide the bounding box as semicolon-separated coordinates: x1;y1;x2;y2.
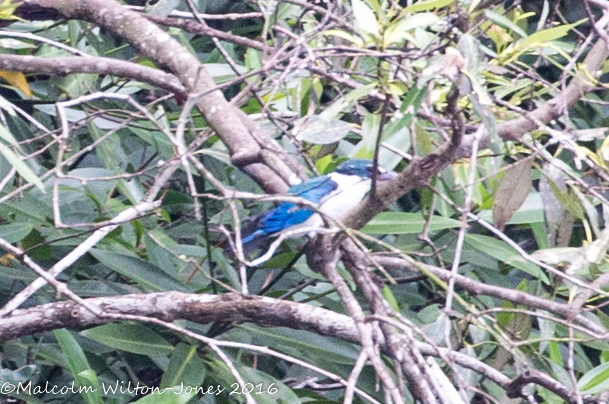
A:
0;223;34;243
160;343;206;389
465;234;549;283
298;117;353;144
0;122;17;146
382;286;400;311
0;71;31;97
362;212;461;234
493;157;533;230
90;249;190;292
400;0;453;15
352;0;379;37
578;362;609;394
521;19;586;47
81;323;173;356
0;141;45;192
55;329;103;404
484;9;527;38
384;13;439;46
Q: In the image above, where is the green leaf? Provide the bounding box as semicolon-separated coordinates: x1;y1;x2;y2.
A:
539;162;568;246
0;366;43;403
0;223;34;243
0;265;37;282
0;194;51;224
362;212;462;234
478;193;545;226
298;117;353;144
469;93;499;150
0;122;17;146
384;85;427;137
204;63;247;84
238;325;359;365
55;329;90;374
520;19;586;48
578;362;609;394
131;389;195;404
0;141;45;192
382;286;400;311
305;83;376;131
81;323;173;357
0;0;19;20
55;329;103;404
245;48;262;71
90;249;190;293
465;234;549;283
160;343;206;389
384;13;439;46
88;123;142;204
484;9;527;38
207;358;300;404
322;29;365;46
379;126;410;170
130;127;175;159
22;228;52;260
345;83;379;102
147;0;180;17
400;0;453;15
352;112;381;158
352;0;379;38
492;157;533;230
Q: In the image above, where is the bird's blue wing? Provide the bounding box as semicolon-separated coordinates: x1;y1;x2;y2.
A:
288;175;337;203
242;175;338;244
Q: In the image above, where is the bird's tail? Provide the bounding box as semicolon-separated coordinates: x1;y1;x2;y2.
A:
240;211;271;250
241;229;266;245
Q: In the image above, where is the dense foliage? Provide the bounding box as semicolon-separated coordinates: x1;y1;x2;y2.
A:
0;0;609;403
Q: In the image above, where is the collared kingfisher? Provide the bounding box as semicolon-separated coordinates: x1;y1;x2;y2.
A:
241;159;397;245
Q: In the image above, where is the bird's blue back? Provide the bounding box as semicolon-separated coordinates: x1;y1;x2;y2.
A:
241;175;338;244
240;159;397;246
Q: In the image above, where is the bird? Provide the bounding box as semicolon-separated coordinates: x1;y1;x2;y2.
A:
241;159;397;246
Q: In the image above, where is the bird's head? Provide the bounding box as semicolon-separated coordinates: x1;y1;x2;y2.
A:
335;159;397;181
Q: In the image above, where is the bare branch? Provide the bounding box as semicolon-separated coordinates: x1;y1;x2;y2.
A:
13;0;305;192
0;54;186;95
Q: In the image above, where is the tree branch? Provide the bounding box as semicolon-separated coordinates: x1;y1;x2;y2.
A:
0;292;504;387
373;255;608;337
143;14;271;53
1;291;592;402
0;54;187;96
12;0;306;192
337;26;609;236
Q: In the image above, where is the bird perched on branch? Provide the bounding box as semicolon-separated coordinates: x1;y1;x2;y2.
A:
241;159;397;246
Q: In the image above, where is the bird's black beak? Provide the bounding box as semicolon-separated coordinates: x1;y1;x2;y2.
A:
378;170;398;181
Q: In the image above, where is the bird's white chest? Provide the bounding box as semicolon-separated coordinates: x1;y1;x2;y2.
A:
319;173;371;220
285;173;371;236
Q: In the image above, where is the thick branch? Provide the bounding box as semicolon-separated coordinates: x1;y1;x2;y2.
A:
454;29;609;160
374;256;608;337
341;242;440;403
347;86;465;231
143;14;271;53
0;54;187;96
0;292;510;391
507;370;578;403
4;291;593;401
495;36;608;142
346;32;609;231
13;0;305;192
